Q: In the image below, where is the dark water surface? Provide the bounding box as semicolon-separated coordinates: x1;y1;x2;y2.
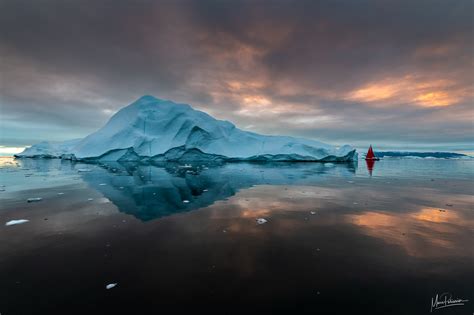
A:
0;157;473;315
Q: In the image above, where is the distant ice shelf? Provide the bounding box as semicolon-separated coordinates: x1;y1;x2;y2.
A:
15;95;357;162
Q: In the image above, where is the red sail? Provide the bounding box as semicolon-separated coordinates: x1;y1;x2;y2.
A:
366;145;375;159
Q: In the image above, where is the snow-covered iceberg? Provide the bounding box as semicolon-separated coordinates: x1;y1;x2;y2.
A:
16;139;81;159
16;95;357;162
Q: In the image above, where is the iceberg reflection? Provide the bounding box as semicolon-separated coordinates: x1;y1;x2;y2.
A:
79;161;357;221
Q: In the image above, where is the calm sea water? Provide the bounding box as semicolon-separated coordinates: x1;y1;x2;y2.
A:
0;157;473;315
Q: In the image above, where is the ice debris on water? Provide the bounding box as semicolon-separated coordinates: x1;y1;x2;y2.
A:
106;283;117;290
5;219;29;226
57;192;65;195
183;200;190;203
77;168;92;172
87;198;94;201
27;197;42;203
310;211;316;215
99;183;107;186
256;218;268;225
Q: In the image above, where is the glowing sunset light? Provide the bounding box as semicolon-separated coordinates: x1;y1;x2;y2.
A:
414;91;460;107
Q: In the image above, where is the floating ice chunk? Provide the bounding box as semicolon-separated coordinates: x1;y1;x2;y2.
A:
6;219;29;226
203;189;208;192
256;218;268;225
27;197;42;203
347;181;354;184
324;163;335;167
106;283;117;290
57;192;65;195
99;183;107;186
183;200;190;203
310;211;316;215
77;168;92;172
87;198;94;201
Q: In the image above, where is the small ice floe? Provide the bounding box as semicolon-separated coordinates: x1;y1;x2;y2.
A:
105;283;117;290
310;211;316;215
57;192;65;195
27;197;42;203
347;181;355;184
99;183;107;186
183;200;190;203
353;202;358;205
203;189;208;192
0;187;5;192
87;198;94;201
256;218;268;225
324;163;335;167
77;168;92;173
179;164;192;169
6;219;29;226
119;186;124;189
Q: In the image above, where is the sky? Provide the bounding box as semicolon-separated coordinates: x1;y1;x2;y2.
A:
0;0;473;153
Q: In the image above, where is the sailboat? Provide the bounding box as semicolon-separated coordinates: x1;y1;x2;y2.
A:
365;145;380;161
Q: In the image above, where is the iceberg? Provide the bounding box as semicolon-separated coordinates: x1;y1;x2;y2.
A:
16;139;81;159
15;95;357;162
5;219;29;226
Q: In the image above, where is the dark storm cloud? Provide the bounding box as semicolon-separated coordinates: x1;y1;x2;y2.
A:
0;0;473;150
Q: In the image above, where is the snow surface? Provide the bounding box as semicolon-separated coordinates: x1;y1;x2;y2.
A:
16;95;357;162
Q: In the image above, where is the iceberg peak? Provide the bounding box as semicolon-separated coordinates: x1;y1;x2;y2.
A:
136;95;159;102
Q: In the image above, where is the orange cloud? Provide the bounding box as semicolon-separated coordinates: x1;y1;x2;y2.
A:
414;91;460;107
346;75;469;107
347;81;401;102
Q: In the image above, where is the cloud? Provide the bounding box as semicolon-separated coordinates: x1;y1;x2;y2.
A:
0;0;472;149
